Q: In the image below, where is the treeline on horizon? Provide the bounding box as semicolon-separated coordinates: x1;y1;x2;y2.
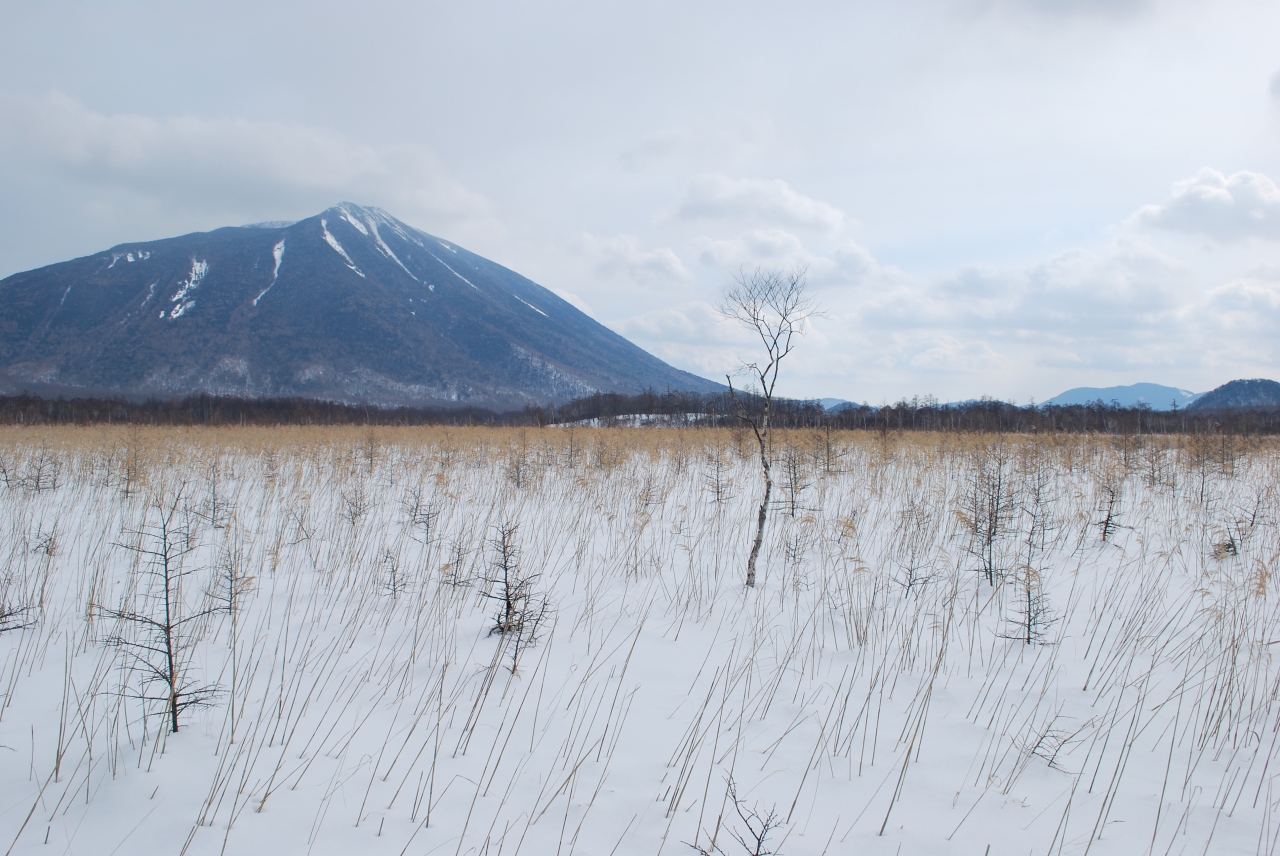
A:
2;389;1280;434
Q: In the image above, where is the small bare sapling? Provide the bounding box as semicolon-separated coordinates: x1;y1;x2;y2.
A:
687;777;783;856
1003;459;1057;645
479;523;550;672
960;445;1016;586
100;489;220;733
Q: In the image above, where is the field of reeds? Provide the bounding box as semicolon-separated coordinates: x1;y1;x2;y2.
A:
0;426;1277;855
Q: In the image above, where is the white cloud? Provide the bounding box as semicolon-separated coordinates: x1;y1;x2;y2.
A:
1271;70;1280;102
0;91;494;233
691;231;879;290
1209;276;1280;318
618;130;686;173
877;239;1186;337
819;236;1200;391
616;302;730;345
821;241;880;286
1201;275;1280;364
1131;168;1280;242
1018;239;1187;327
577;233;692;284
677;174;845;232
908;337;1009;373
696;227;812;270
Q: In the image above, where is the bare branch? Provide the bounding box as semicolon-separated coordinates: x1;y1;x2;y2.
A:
0;604;31;633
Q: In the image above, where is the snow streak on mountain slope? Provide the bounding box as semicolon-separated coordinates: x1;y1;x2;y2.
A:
0;204;721;407
253;240;286;307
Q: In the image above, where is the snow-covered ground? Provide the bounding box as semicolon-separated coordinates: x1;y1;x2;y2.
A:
0;428;1276;855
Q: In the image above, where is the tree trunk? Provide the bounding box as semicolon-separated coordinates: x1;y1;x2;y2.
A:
163;539;180;733
746;435;772;588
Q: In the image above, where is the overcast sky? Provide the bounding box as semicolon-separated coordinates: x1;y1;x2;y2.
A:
3;0;1280;403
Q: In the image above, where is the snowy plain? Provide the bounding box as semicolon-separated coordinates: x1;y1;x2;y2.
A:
0;427;1277;855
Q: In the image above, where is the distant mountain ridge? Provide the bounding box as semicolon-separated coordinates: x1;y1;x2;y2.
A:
1044;383;1200;410
1187;378;1280;411
0;204;721;408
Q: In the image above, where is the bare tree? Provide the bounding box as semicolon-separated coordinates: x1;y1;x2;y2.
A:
719;265;820;587
100;488;220;733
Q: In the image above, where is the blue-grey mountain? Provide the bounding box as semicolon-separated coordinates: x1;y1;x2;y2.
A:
0;204;721;408
1044;383;1200;410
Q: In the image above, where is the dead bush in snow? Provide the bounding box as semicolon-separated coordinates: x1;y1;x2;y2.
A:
479;522;550;672
98;488;220;733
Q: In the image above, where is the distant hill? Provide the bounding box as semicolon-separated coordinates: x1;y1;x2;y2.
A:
0;203;722;408
1186;378;1280;411
1044;383;1200;410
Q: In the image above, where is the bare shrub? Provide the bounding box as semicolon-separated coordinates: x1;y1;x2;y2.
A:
99;488;220;733
1004;457;1057;644
890;493;942;595
479;523;550;672
778;443;811;517
341;481;371;524
687;777;783;856
704;445;735;507
0;603;31;633
1095;467;1123;543
959;442;1016;586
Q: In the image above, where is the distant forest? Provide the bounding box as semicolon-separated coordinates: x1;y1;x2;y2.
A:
2;390;1280;434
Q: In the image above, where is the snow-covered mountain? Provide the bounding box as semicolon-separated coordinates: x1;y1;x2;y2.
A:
1043;383;1200;410
0;204;721;407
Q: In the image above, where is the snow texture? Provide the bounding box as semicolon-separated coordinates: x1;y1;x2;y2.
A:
514;295;549;317
167;258;207;319
425;249;479;290
338;204;421;282
253;240;286;306
320;218;365;278
1;432;1275;856
108;250;151;269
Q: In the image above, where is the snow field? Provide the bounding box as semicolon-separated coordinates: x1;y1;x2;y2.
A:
0;427;1277;855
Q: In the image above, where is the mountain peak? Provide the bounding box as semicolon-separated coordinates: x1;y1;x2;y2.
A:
0;206;721;407
319;202;420;239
